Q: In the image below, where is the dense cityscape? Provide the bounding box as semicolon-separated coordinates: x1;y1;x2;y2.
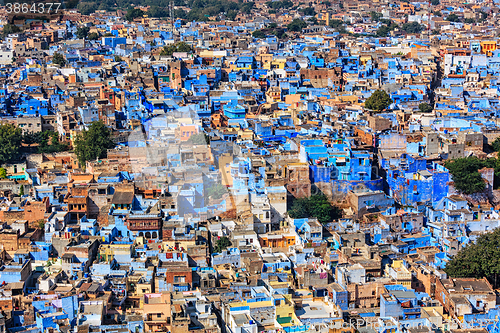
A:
0;0;498;332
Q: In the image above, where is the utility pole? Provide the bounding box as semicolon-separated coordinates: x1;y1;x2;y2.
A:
169;1;174;39
428;0;431;41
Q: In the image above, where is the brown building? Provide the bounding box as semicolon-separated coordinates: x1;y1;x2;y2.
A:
300;67;343;88
66;195;89;222
285;163;311;199
435;278;496;317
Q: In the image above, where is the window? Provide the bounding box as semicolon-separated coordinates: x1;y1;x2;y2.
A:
174;276;185;283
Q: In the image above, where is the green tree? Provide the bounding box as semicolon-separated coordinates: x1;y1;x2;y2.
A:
37;220;45;230
214;236;231;253
160;42;193;56
52;53;66;67
376;22;398;37
226;9;237;20
446;13;460;22
491;137;500;152
329;19;347;33
88;32;100;40
19;185;24;196
0;167;6;179
114;55;123;62
174;8;187;19
147;6;168;18
188;133;208;145
23;131;39;146
76;27;90;39
300;7;316;16
207;183;226;200
74;121;115;166
370;11;383;22
31;131;69;154
77;2;97;15
418;102;433;113
307;17;318;25
2;24;21;36
287;19;307;32
444;157;486;194
160;45;177;56
433;11;442;17
288;194;342;224
273;29;287;39
252;30;266;39
364;90;392;112
401;22;424;34
0;124;23;164
125;8;145;22
431;0;439;4
176;42;192;53
266;0;293;9
445;227;500;288
464;18;476;24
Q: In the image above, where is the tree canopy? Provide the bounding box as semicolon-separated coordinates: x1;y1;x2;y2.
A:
88;32;100;40
445;227;500;288
287;19;307;32
188;133;209;145
299;7;316;16
52;53;66;67
364;90;392;112
72;0;254;18
446;13;460;22
76;27;90;39
207;183;226;200
0;124;23;165
370;12;383;22
252;30;266;39
288;193;342;224
74;121;115;166
401;22;425;34
2;24;21;36
376;22;399;37
23;131;69;154
186;0;254;21
214;236;231;253
265;0;293;10
445;157;487;194
125;8;145;22
329;19;348;34
418;102;433;113
491;137;500;152
147;6;168;18
160;42;193;56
